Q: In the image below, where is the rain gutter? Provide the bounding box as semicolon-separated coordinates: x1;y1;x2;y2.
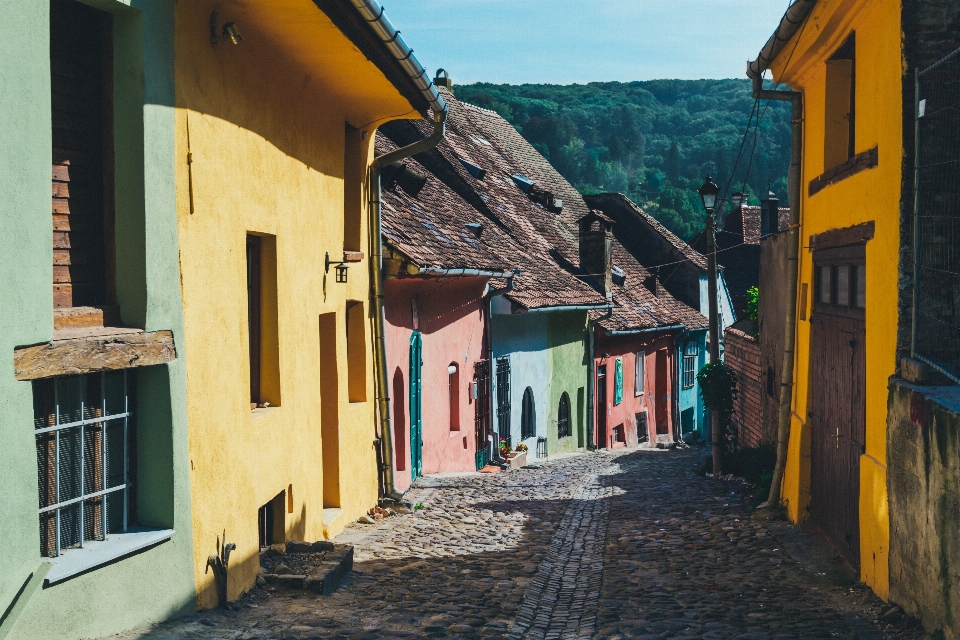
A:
411;267;515;278
354;0;448;503
603;324;686;337
524;303;615;314
746;1;810;507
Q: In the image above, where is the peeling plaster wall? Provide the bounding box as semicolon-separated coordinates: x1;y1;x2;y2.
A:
888;381;960;638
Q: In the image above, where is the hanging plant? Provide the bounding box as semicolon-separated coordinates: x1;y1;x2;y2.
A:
697;361;739;452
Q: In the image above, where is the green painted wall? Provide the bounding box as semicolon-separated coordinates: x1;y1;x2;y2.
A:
0;1;196;638
547;311;589;455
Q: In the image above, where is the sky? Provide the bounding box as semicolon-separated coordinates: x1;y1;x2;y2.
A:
383;0;791;85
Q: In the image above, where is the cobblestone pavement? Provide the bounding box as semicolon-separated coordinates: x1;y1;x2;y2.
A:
107;450;923;640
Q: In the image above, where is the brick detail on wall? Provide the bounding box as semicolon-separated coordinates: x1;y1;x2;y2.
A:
724;326;764;449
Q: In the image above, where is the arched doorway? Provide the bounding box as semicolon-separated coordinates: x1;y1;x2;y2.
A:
409;332;423;481
521;387;536;440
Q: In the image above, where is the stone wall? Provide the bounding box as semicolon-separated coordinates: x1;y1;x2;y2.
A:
887;379;960;637
724;326;764;449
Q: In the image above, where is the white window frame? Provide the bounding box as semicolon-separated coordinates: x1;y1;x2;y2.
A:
634;351;645;396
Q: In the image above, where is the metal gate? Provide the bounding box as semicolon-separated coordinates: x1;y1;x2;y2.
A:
409;332;423;481
496;356;511;449
474;359;491;470
808;248;866;569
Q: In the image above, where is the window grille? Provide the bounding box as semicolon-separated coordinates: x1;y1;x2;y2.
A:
913;46;960;382
557;392;571;439
682;342;698;389
33;371;133;558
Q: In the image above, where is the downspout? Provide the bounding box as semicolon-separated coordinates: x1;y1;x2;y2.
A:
748;65;806;508
485;276;516;463
350;0;449;502
586;308;613;451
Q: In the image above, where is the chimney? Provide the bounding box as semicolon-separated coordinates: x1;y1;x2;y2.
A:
578;211;614;299
643;267;660;297
760;191;780;236
730;191;747;210
434;68;453;91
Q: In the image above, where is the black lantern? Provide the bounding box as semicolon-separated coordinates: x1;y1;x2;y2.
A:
325;252;349;283
697;175;721;215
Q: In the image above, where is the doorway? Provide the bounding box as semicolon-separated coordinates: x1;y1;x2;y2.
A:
409;332;423;481
597;365;607;448
520;387;536;440
808;246;866;568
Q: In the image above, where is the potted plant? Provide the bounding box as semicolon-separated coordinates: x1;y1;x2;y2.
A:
515;443;528;453
499;442;512;458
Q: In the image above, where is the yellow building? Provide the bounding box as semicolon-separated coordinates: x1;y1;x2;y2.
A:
749;0;902;598
173;0;440;607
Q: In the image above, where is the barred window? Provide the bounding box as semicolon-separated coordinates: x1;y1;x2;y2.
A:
682;341;698;389
34;371;134;558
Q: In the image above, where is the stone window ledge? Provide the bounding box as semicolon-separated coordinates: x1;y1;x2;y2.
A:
809;146;879;196
44;527;176;586
14;330;176;381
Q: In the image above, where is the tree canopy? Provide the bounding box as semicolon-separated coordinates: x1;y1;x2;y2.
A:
456;80;792;240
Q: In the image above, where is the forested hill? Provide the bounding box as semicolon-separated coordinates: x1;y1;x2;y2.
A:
455;80;792;240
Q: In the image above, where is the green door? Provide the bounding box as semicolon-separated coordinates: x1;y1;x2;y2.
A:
409;332;423;481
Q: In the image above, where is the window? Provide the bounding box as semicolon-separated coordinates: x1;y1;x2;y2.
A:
448;363;460;431
51;0;113;310
247;234;280;408
815;259;865;309
34;371;134;558
824;33;856;171
343;124;363;252
614;358;623;405
557;392;571;439
682;342;698;389
347;301;367;402
634;351;645;396
521;387;536;440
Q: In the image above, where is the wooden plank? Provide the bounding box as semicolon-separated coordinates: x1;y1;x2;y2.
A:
52;164;71;182
54;284;72;308
809;146;879;197
53;231;71;250
52;181;70;198
53;266;71;284
810;223;875;252
14;330;176;380
53;249;71;266
53;213;71;231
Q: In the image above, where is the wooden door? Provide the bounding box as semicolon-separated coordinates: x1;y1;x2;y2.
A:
808;248;866;568
409;332;423;481
474;360;491;470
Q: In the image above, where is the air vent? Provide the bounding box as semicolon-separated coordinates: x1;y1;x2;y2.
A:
611;265;626;287
465;222;483;237
511;174;535;193
529;186;563;213
459;158;486;180
382;161;428;197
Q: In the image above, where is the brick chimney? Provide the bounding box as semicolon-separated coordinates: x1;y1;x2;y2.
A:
644;267;660;297
760;191;780;236
578;210;614;299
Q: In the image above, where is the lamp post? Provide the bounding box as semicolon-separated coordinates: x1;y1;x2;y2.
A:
697;175;723;475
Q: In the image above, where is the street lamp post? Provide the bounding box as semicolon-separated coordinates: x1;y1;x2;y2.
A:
697;175;723;475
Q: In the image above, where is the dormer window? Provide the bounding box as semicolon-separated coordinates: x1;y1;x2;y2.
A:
459;158;487;180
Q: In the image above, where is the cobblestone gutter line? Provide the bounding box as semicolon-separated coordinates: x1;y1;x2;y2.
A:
509;462;617;640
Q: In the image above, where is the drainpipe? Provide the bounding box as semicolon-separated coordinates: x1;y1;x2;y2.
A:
351;0;449;502
748;63;806;508
485;275;516;463
586;308;613;451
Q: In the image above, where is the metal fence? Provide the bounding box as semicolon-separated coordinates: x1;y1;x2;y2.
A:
913;47;960;383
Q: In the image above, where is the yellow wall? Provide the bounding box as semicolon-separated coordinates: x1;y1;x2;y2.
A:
174;0;417;608
769;0;901;599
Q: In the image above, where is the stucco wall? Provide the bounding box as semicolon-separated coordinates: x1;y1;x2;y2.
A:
547;312;589;455
759;232;788;448
887;381;960;638
173;0;415;608
769;0;902;597
384;277;489;490
0;2;198;638
492;313;549;451
593;330;677;448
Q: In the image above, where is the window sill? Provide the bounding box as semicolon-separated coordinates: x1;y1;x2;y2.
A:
808;146;878;196
44;527;175;586
251;406;281;421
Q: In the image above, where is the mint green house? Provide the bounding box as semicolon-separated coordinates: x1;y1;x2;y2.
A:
0;1;196;638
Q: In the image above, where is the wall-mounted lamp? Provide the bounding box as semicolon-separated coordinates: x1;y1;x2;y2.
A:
211;12;242;46
325;253;349;283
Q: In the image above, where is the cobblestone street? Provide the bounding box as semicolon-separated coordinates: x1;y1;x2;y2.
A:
110;450;920;640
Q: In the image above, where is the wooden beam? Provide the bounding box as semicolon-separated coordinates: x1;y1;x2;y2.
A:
14;330;176;380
